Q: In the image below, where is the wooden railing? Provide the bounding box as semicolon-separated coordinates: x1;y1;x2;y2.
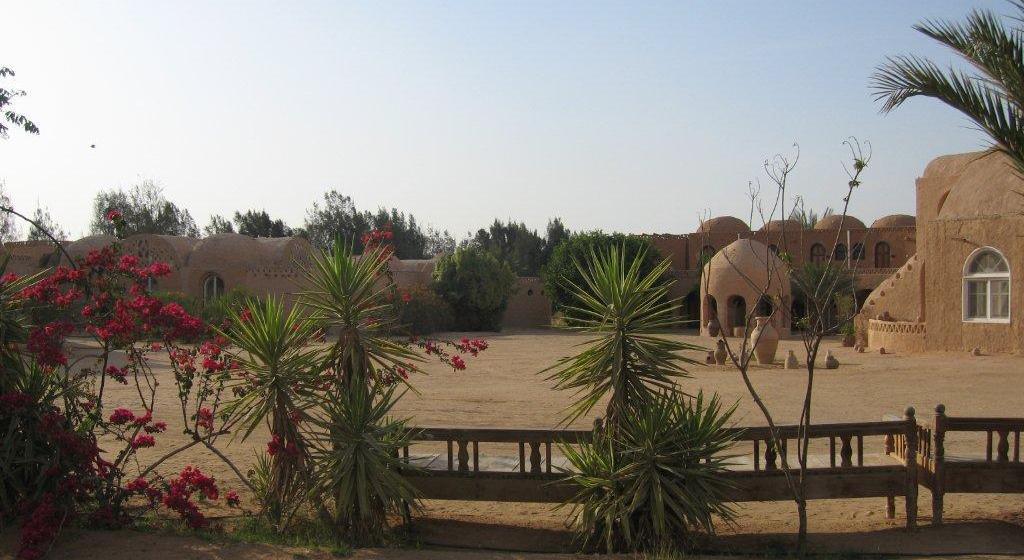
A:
922;405;1024;525
403;411;920;528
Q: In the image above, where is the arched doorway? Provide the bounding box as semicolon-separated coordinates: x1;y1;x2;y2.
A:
727;295;746;334
874;242;891;268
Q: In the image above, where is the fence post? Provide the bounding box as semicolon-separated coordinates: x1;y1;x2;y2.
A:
933;404;946;525
904;406;918;530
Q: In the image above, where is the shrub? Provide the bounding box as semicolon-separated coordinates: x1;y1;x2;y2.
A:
561;392;737;553
398;286;454;335
543;232;668;313
432;246;516;331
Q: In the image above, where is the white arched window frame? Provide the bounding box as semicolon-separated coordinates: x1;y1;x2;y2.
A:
962;247;1010;323
203;274;226;302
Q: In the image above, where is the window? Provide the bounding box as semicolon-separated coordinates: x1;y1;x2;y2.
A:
146;277;158;293
851;243;865;261
963;248;1010;323
768;244;779;256
874;242;891;268
810;243;827;263
834;243;847;262
203;274;225;302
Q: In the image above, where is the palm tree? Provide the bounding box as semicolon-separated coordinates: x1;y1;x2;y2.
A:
872;3;1024;173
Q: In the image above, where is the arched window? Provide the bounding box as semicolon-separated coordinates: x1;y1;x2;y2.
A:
810;243;827;264
768;244;779;256
851;243;865;261
874;242;891;268
963;248;1010;322
203;274;225;302
834;243;847;262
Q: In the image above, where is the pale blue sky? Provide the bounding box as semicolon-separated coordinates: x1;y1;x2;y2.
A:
0;1;1003;239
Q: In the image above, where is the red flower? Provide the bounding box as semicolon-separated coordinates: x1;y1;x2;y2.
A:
450;355;466;371
197;407;214;431
109;408;135;425
105;209;122;222
225;490;240;507
131;434;155;449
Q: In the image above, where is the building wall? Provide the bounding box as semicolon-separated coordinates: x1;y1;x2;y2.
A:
503;277;553;329
922;216;1023;353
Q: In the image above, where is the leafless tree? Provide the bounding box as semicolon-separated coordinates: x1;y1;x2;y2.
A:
699;139;871;553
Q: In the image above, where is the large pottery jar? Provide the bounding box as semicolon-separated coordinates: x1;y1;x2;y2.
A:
750;316;779;365
706;317;721;338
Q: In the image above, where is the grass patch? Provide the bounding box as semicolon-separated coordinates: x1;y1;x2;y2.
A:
136;513;351;557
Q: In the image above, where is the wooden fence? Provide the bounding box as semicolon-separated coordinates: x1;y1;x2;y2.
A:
403;409;921;529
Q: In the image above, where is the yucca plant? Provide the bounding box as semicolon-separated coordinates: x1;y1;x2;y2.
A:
542;244;702;429
299;240;423;539
220;296;322;528
299;241;422;394
561;391;737;553
308;382;418;544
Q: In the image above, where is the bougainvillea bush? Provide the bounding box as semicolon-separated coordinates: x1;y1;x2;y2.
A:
0;214;488;557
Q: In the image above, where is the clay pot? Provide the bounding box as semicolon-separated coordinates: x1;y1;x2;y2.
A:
714;340;728;365
824;350;839;369
750;316;779;365
706;317;721;338
784;349;799;369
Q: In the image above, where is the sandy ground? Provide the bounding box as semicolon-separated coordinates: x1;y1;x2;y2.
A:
53;330;1024;555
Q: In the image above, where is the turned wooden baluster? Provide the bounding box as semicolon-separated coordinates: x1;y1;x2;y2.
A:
932;404;946;525
457;439;469;472
764;439;778;471
529;442;542;473
997;430;1010;463
839;435;853;467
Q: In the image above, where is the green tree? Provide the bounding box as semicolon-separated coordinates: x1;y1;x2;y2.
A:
0;67;39;139
432;245;517;331
27;205;67;242
541;217;571;266
233;209;293;238
788;196;832;229
304;191;368;252
203;214;234;236
543;232;666;313
425;226;456;256
472;219;545;276
0;181;20;242
364;207;427;259
90;180;199;237
872;3;1024;173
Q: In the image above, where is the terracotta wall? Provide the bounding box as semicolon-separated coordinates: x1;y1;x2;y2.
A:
503;277;552;329
921;216;1023;353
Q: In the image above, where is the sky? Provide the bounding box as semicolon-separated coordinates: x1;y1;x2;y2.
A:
0;0;1005;240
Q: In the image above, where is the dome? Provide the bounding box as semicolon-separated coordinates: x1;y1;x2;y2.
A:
66;235;116;261
698;216;750;236
701;238;788;297
188;233;266;270
814;214;865;230
759;219;803;233
254;236;313;265
870;214;916;229
121;234;197;267
930;151;1024;220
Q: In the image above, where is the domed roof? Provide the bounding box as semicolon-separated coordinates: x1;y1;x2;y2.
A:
814;214;865;230
701;238;789;298
759;219;803;233
66;235;116;261
254;236;313;265
121;234;197;267
929;151;1024;220
698;216;750;236
188;233;265;270
870;214;916;228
